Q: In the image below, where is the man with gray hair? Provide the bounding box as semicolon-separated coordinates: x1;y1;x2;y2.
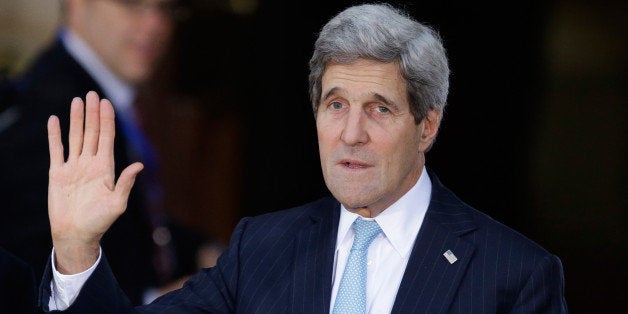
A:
40;3;567;313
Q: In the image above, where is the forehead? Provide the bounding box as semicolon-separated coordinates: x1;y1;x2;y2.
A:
321;59;407;102
83;0;179;15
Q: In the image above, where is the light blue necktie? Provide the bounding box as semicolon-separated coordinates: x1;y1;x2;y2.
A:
333;217;382;314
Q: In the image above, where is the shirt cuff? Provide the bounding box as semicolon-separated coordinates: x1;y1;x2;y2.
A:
48;246;102;311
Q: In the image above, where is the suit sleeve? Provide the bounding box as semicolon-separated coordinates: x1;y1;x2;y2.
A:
39;254;136;313
138;217;250;313
39;218;251;313
510;254;568;314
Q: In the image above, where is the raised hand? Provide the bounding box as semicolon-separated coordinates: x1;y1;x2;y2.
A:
47;91;143;274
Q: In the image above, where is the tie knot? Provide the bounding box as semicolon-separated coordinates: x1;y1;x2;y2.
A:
351;217;382;251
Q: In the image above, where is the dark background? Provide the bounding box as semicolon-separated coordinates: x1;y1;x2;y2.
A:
3;0;625;312
155;0;625;312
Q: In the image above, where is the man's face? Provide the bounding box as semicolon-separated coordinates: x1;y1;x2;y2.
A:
316;59;438;216
69;0;175;84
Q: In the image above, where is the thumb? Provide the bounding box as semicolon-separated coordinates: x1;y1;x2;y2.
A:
115;162;144;200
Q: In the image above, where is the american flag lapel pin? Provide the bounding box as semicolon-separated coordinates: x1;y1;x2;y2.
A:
443;249;458;264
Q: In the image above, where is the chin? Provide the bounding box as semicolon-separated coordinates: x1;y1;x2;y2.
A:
333;190;377;210
124;71;151;85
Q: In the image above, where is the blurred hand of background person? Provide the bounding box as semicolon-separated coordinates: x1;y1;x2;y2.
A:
0;0;217;305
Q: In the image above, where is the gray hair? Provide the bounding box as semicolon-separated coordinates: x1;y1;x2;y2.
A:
308;3;450;124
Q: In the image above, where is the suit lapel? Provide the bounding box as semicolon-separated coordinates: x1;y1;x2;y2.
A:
392;170;477;313
290;197;340;314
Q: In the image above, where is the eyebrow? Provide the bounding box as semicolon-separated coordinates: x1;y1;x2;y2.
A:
372;93;400;112
322;87;401;112
321;87;341;103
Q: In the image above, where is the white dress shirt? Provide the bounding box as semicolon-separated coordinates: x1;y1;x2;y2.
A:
50;167;432;311
329;166;431;313
48;248;101;310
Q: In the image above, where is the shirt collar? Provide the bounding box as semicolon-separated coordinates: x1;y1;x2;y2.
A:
59;28;136;117
337;165;432;259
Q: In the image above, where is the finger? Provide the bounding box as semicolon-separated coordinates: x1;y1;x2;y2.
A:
47;116;64;167
68;97;85;159
82;91;101;156
97;98;116;158
114;162;144;211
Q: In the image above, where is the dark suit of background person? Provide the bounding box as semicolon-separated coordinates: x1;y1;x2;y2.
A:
0;246;39;314
39;169;566;313
0;35;204;305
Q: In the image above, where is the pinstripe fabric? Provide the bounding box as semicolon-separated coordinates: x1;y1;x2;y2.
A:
39;168;567;313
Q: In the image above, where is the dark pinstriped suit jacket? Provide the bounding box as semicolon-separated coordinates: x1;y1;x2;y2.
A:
40;169;568;313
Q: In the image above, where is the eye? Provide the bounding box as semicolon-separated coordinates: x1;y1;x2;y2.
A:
329;102;345;110
375;106;390;114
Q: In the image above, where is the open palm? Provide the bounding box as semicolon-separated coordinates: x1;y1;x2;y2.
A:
47;91;143;273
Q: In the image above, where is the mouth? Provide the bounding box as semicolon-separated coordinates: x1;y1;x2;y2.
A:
338;159;372;169
134;44;160;61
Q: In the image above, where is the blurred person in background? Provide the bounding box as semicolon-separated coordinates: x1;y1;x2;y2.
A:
0;246;38;313
0;0;208;305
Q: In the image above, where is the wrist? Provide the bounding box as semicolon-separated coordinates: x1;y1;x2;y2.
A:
52;240;100;274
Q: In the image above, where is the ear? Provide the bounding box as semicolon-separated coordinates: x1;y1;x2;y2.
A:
418;109;441;153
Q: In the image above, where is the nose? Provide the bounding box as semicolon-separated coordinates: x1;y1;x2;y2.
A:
130;1;177;22
340;108;369;146
136;3;174;36
138;4;171;22
142;9;172;29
